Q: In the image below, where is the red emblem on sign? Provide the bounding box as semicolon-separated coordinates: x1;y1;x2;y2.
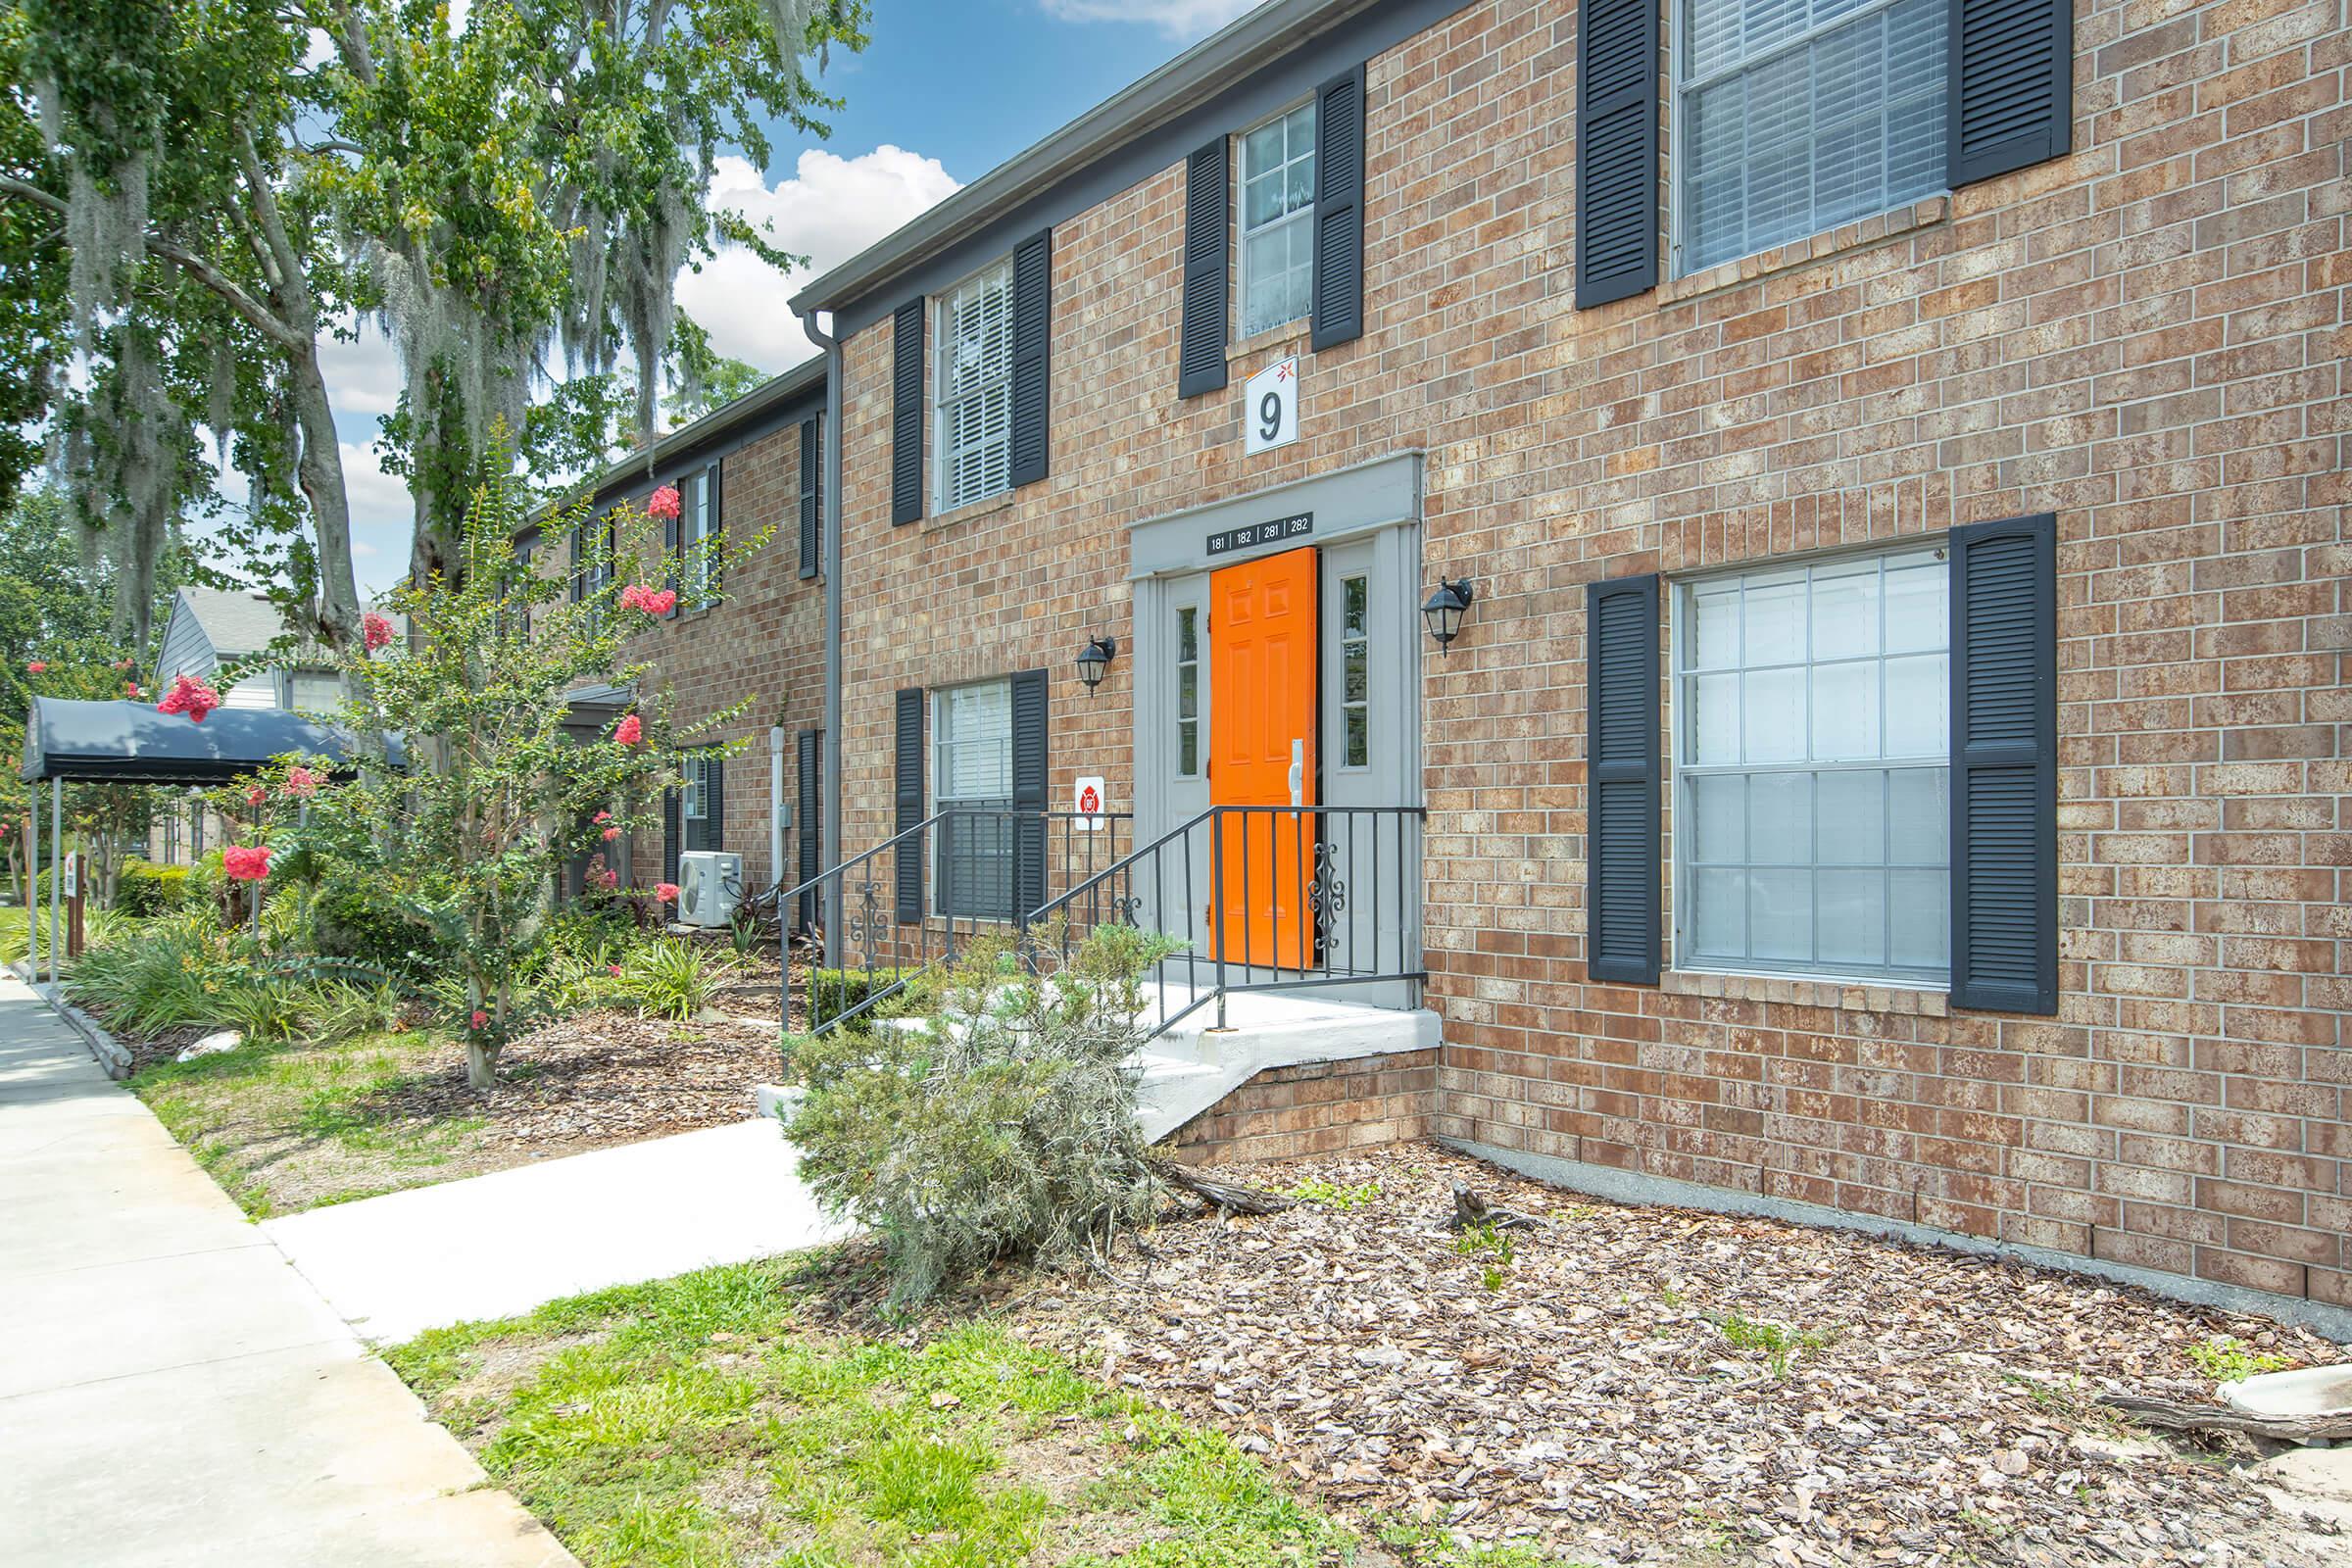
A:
1079;784;1102;814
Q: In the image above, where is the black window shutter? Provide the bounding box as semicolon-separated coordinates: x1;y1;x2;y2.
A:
1585;573;1660;984
798;417;821;578
1310;63;1367;352
1950;513;2058;1014
1573;0;1660;309
1177;137;1230;398
662;503;680;617
1009;669;1050;923
662;787;681;888
706;463;724;598
698;759;725;853
569;525;584;603
1947;0;2074;187
894;688;925;921
796;728;822;932
1008;228;1052;487
891;299;924;525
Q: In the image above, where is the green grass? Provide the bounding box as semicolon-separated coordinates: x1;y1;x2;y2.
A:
2184;1335;2294;1383
1712;1311;1835;1379
1287;1179;1382;1211
388;1254;1374;1568
132;1028;484;1218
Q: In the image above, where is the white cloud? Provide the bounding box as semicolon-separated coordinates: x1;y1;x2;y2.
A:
678;145;961;368
1039;0;1260;37
318;325;405;417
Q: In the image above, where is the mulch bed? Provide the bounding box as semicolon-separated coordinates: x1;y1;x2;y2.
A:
996;1144;2347;1568
348;1008;792;1150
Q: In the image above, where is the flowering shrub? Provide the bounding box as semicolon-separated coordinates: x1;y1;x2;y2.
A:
26;660;45;673
646;484;681;520
230;461;762;1087
222;845;272;882
617;583;677;616
654;881;679;906
362;612;394;650
157;673;222;723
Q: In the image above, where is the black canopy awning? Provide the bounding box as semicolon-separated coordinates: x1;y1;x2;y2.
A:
19;698;403;785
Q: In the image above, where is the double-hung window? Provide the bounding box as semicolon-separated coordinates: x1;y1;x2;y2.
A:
1677;0;1948;274
679;468;716;608
1238;101;1317;339
1674;547;1951;983
934;679;1015;920
682;755;710;837
934;260;1015;513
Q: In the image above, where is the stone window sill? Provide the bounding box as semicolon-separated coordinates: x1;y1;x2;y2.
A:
1662;966;1950;1017
1660;196;1951;308
1228;322;1310;368
922;489;1019;535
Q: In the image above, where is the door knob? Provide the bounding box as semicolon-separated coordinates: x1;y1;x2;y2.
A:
1288;739;1303;808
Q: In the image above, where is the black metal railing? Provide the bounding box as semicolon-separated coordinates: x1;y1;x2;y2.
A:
770;808;1134;1034
1024;804;1426;1041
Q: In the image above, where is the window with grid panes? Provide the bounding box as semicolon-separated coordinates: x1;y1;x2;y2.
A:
1174;607;1200;778
679;469;715;607
933;260;1015;512
1674;548;1951;983
1238;101;1317;339
933;680;1015;919
1677;0;1947;273
1338;574;1370;768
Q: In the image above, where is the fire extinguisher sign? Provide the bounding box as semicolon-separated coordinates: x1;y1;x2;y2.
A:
1073;776;1107;830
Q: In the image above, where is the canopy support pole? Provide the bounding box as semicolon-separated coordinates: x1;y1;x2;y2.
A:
48;776;62;986
24;778;37;978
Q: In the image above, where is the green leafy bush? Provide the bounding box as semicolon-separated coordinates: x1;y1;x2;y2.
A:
785;923;1175;1307
309;876;435;977
116;861;193;916
808;966;922;1032
607;939;737;1021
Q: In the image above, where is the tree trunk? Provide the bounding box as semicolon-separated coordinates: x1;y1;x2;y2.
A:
465;1037;498;1091
290;348;363;651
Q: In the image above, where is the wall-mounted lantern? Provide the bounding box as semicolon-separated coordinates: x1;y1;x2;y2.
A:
1421;578;1475;653
1076;636;1118;692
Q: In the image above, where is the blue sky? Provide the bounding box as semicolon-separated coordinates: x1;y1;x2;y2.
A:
333;0;1256;597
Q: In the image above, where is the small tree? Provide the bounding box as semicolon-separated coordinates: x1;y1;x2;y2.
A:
238;461;761;1087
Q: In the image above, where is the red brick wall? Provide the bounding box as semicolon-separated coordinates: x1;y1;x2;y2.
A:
1166;1051;1440;1164
601;418;827;893
826;0;2346;1306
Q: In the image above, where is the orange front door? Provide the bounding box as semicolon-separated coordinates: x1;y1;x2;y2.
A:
1209;546;1317;968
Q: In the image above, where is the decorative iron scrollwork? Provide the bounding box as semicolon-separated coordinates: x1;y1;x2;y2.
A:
845;877;884;952
1305;839;1347;947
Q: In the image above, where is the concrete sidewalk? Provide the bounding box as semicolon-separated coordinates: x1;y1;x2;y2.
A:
268;1116;853;1345
0;975;573;1568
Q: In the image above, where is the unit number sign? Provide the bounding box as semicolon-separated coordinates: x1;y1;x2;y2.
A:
1243;356;1299;456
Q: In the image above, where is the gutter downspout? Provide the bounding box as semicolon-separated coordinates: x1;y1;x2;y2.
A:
803;309;846;970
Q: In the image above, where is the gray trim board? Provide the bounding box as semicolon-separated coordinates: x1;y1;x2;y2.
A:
1127;451;1422;580
798;0;1477;338
567;357;828;517
1445;1137;2352;1345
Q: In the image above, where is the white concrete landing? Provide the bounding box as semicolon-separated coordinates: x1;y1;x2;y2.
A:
1137;988;1440;1143
265;1119;853;1346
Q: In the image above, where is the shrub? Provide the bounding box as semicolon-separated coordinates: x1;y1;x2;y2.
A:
309;876;435;977
785;923;1175;1307
116;861;193;916
608;939;737;1021
808;965;922;1032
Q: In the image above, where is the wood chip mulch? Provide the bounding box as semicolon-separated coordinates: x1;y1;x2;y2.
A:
349;1009;790;1149
1004;1144;2348;1568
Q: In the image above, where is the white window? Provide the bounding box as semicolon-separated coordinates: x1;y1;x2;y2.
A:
288;670;341;712
934;260;1015;513
682;755;710;827
1674;547;1951;983
1238;101;1317;339
1174;606;1201;778
679;468;716;607
1677;0;1947;274
934;680;1014;918
1338;574;1370;768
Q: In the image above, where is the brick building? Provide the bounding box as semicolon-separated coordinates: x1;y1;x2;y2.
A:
621;0;2341;1328
536;357;831;898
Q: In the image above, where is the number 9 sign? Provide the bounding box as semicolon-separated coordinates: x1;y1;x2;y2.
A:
1242;356;1299;456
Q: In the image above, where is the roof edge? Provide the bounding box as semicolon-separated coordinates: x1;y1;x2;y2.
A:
553;354;827;518
788;0;1381;318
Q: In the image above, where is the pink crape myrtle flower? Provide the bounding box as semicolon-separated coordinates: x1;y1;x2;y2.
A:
619;583;677;616
283;766;319;799
157;673;222;723
469;1009;488;1029
123;682;142;698
602;826;620;841
245;786;268;808
646;485;681;521
655;882;680;906
363;611;394;650
594;867;620;891
613;714;643;746
25;661;46;674
221;845;271;882
594;808;612;822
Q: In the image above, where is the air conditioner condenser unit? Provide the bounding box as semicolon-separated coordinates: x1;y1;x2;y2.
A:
675;851;743;928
